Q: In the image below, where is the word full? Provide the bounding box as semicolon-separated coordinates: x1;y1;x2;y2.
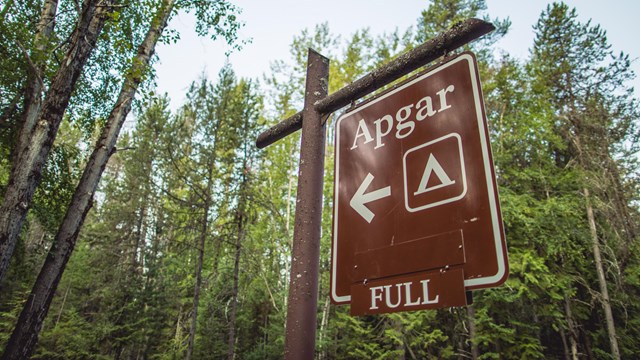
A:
369;279;439;310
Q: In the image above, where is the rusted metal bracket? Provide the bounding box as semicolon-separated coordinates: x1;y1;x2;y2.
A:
256;18;495;148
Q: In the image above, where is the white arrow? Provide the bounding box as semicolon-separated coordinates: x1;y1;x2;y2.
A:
350;173;391;223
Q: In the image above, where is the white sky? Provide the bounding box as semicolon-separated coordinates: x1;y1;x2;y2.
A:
154;0;640;110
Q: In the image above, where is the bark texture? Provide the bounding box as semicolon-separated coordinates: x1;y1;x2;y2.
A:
0;0;112;285
1;1;175;358
584;187;620;360
15;0;59;160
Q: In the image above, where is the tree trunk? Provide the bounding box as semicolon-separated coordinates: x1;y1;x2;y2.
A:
0;2;175;358
583;187;620;359
582;328;595;360
186;217;207;360
227;209;244;360
559;327;570;360
392;317;406;360
186;153;218;360
568;114;621;359
317;296;330;360
467;305;479;360
14;0;59;161
563;294;579;360
54;284;70;328
0;0;114;285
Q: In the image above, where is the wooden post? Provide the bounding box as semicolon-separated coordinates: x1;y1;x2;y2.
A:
258;18;497;358
283;49;329;359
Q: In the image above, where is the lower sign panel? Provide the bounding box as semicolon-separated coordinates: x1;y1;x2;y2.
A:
350;268;467;316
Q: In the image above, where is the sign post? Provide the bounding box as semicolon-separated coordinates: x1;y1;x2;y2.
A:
283;49;329;359
256;19;498;358
331;52;508;315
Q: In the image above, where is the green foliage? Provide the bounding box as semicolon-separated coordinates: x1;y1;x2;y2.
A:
34;309;110;360
2;0;639;359
0;289;25;348
415;0;510;55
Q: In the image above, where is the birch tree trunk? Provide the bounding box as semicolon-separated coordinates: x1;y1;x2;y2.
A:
317;296;330;360
0;0;114;285
15;0;58;159
583;187;620;360
0;1;175;358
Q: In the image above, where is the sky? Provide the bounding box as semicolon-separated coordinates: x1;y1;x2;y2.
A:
154;0;640;110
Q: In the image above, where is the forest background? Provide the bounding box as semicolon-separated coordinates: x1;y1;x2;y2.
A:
0;0;639;359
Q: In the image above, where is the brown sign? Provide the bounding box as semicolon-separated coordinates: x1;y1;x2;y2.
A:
330;52;508;311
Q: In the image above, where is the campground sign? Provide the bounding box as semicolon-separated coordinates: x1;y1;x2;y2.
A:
330;52;508;315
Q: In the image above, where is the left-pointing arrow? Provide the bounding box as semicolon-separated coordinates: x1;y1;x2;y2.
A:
350;173;391;223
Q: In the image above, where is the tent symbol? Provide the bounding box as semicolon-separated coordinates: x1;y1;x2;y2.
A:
403;133;467;212
413;153;456;195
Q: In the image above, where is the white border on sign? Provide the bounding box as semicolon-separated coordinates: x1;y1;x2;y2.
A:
331;53;506;304
402;133;467;212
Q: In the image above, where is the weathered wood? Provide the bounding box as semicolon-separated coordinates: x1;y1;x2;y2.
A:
15;0;59;158
256;18;495;148
283;49;329;360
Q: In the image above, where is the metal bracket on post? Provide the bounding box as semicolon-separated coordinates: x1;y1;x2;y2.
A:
283;49;329;360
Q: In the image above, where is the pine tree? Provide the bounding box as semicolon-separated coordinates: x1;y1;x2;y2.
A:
529;3;640;358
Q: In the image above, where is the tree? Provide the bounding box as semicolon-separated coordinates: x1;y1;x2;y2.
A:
0;1;172;357
414;0;510;60
0;0;118;285
2;1;638;358
529;3;640;358
155;66;243;358
1;0;241;357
